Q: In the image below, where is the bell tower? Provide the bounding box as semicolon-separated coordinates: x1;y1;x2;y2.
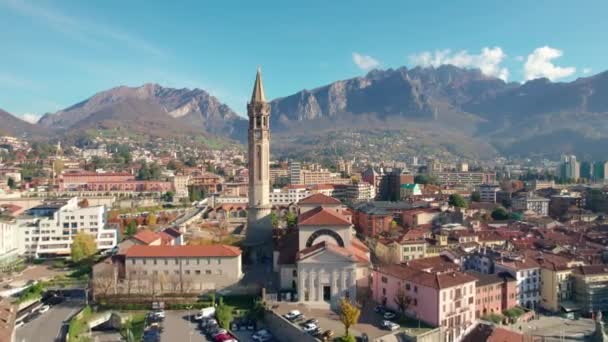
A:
245;67;272;254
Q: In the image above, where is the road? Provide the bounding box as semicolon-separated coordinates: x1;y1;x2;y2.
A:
16;300;84;342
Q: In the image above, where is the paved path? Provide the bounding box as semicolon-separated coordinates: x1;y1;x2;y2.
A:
16;300;83;342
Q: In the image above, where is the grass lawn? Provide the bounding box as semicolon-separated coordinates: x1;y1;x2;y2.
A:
396;315;434;335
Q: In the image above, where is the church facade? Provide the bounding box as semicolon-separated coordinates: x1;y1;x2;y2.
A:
274;194;371;309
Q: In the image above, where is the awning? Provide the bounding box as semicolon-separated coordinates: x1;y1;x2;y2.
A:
560;301;582;312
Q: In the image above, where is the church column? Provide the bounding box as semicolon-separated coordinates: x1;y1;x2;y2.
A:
350;269;357;300
341;270;347;298
331;270;338;307
298;269;306;302
308;271;315;302
317;270;323;302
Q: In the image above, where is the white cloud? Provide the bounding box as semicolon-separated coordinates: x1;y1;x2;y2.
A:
408;47;509;81
20;113;41;124
583;67;592;74
523;46;575;81
352;52;380;71
515;55;525;62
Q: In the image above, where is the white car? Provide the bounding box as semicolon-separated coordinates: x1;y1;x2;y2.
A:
303;323;318;333
383;312;397;320
284;310;302;321
382;320;400;331
38;305;50;314
252;329;271;341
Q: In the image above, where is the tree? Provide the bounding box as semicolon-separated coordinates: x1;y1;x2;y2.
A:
414;174;436;185
510;212;523;221
338;297;360;338
491;206;510;220
448;194;468;208
471;191;481;202
285;211;297;228
215;297;233;329
162;191;174;203
78;198;89;208
120;319;136;342
394;288;412;316
270;212;279;229
71;232;98;263
125;220;138;237
7;177;16;189
146;213;157;226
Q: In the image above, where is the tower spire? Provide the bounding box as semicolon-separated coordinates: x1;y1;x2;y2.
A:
251;66;266;103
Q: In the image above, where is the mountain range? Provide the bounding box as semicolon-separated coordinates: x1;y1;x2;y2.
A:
2;65;608;159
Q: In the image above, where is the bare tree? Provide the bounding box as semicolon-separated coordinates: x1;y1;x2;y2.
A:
394;288;413;316
92;267;116;297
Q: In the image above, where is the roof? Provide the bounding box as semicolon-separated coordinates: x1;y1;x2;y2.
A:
126;245;241;258
298;206;351;226
299;193;342;205
400;183;419;189
376;264;476;290
463;323;526;342
251;67;266;102
133;230;161;245
407;256;461;273
297;241;370;265
0;299;16;342
573;265;608;276
465;270;506;287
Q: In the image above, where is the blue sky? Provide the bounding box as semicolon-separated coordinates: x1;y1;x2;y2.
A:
0;0;606;121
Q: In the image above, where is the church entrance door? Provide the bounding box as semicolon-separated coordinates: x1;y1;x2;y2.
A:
323;286;331;302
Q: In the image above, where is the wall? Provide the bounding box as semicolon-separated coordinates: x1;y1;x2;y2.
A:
264;309;317;342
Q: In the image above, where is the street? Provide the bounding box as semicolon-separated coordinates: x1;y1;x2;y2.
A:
16;300;84;342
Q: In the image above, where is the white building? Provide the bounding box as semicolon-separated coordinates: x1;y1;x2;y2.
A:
269;187;311;205
17;197;117;258
0;218;22;267
494;257;541;309
274;194;370;309
512;192;550;216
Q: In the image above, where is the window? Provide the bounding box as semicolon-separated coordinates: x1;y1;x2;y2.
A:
381;276;388;283
164;259;168;265
185;270;191;275
406;283;411;291
469;297;474;304
174;270;179;275
175;259;179;265
153;270;158;275
164;270;169;275
217;258;221;265
205;270;212;275
143;259;146;265
131;259;135;265
382;288;386;295
195;270;201;275
414;286;418;293
413;299;418;306
143;271;148;275
293;270;297;277
153;259;157;265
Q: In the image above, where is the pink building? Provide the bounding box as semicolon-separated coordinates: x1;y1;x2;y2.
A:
60;171;172;192
373;264;477;342
465;271;518;319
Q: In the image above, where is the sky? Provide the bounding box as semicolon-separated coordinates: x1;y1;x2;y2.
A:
0;0;607;122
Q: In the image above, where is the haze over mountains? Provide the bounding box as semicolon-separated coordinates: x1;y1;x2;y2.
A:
2;65;608;159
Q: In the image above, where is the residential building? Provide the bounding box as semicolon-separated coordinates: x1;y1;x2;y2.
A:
580;161;593;180
538;254;583;312
0;217;22;268
431;172;496;187
61;171;173;193
16;197;117;258
362;167;414;201
289;161;301;185
269;187;311;205
526;180;555;191
171;174;190;199
560;155;580;181
512;192;550;216
478;184;501;203
373;264;477;342
573;265;608;314
345;182;374;204
0;299;16;342
465;271;517;318
494;256;541;309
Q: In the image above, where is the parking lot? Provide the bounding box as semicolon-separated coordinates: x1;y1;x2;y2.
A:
160;310;207;341
15;300;83;342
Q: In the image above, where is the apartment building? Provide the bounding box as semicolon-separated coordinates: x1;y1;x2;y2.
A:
431;172;496;187
466;271;517;318
0;218;22;267
512;192;550;216
573;265;608;314
478;184;501;203
374;264;477;342
494;257;541;310
16;197;117;258
269;186;311;205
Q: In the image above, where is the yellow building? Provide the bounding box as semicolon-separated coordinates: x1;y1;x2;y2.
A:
537;254;584;312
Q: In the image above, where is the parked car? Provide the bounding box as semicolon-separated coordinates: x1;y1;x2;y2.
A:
311;327;323;336
374;305;386;314
383;311;397;320
38;305;50;314
151;309;165;318
381;320;400;331
304;318;319;326
303;323;318;333
284;310;302;321
211;329;228;338
252;329;272;341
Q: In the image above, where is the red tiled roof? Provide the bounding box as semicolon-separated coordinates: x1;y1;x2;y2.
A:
376;264;476;289
488;327;526;342
126;245;241;258
297;241;370;264
133;230;160;245
298;193;342;205
298;206;351;226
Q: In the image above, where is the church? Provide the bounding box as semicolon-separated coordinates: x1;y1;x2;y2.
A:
274;193;371;309
245;68;370;309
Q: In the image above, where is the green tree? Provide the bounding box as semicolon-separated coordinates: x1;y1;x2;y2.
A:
509;212;523;221
125;220;138;237
270;212;279;229
491;206;510;220
119;319;136;342
215;297;233;329
448;194;468;208
71;232;98;263
471;191;481;202
338;297;360;338
414;174;437;185
162;191;174;203
137;161;151;180
7;177;16;189
285;211;297;228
